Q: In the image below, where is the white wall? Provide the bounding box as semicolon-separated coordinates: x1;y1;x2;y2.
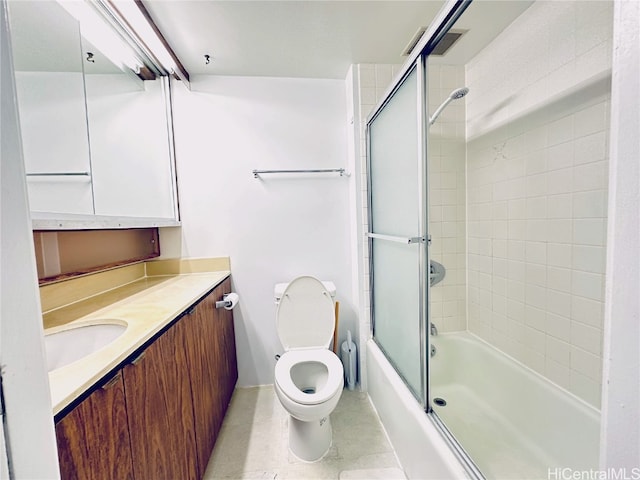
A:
466;1;613;139
170;75;354;387
1;1;60;475
600;0;640;469
465;0;612;408
344;65;367;388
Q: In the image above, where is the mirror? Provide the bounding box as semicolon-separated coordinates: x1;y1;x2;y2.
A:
10;0;94;215
81;38;177;218
8;0;179;225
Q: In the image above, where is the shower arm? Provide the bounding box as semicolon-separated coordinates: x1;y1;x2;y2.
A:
429;87;469;126
428;98;452;126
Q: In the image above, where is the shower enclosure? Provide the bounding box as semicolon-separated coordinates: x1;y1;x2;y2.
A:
367;62;428;404
365;0;611;478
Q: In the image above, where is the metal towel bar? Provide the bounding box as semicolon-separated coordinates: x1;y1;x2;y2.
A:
26;172;90;177
366;233;426;244
252;168;346;178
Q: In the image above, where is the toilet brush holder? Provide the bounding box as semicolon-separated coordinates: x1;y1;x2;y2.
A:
340;330;357;390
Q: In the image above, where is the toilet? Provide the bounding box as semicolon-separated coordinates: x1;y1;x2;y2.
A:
274;276;344;462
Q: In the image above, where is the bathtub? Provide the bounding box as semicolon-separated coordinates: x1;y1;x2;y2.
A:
367;339;469;479
430;332;600;479
368;332;601;479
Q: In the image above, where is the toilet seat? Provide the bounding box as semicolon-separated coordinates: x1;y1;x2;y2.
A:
275;349;344;405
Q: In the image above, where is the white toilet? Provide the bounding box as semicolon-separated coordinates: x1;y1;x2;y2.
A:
274;276;344;462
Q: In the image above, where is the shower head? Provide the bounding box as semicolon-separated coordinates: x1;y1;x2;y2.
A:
429;86;469;126
450;87;469;100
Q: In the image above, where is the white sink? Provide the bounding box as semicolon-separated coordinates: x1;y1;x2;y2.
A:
44;323;127;372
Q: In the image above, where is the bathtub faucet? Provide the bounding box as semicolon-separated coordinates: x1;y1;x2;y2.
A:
430;322;438;336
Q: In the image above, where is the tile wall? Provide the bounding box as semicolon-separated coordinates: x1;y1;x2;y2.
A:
427;63;467;333
465;0;613;407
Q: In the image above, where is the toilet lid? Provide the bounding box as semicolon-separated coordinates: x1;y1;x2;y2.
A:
276;276;335;349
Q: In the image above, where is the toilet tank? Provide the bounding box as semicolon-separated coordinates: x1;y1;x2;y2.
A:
274;281;336;304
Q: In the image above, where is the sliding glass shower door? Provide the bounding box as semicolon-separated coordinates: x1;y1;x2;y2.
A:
367;61;429;405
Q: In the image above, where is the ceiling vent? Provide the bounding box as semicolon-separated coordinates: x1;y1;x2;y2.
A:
431;29;467;56
402;27;427;56
402;28;467;57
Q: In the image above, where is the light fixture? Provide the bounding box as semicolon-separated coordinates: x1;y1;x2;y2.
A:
56;0;143;74
106;0;190;86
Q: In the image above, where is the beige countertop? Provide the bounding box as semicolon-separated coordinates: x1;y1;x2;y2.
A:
42;261;230;416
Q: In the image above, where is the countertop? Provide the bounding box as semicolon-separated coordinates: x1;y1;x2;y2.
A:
44;269;230;416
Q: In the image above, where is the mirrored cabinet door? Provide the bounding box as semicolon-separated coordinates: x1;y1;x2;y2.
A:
10;1;95;215
7;0;179;226
81;39;176;218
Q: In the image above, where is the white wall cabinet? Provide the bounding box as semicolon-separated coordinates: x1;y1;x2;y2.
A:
7;0;179;229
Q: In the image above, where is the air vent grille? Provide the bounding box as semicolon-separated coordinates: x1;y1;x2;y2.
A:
402;28;467;57
431;30;466;56
401;27;427;56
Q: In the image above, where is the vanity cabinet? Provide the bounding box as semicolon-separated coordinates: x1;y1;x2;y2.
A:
122;317;199;479
183;277;237;470
54;278;238;479
55;373;134;480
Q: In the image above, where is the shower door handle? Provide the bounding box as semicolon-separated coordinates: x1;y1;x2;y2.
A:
366;233;426;244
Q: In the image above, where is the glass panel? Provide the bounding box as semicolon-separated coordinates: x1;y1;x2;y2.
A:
371;239;422;397
368;65;425;403
369;67;419;238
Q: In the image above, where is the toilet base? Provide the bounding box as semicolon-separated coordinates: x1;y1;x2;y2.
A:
288;415;332;462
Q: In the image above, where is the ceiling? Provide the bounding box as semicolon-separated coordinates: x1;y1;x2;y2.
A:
143;0;535;80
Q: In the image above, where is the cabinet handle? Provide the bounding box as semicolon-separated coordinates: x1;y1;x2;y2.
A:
130;352;146;366
102;373;121;390
185;306;196;316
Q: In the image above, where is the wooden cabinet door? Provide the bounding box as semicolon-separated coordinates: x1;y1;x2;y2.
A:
122;321;199;480
183;278;238;473
55;373;134;480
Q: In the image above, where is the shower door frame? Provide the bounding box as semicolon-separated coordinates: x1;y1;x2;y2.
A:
366;58;430;408
365;0;472;412
365;2;514;478
365;1;488;477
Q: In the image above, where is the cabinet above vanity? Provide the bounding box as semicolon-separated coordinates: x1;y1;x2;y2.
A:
7;0;188;229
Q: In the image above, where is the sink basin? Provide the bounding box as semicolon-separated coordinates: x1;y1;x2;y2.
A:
44;323;127;372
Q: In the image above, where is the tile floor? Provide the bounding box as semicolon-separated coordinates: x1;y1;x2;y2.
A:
203;386;407;479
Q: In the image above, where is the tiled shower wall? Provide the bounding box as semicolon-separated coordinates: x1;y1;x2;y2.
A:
465;0;613;407
427;64;467;333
